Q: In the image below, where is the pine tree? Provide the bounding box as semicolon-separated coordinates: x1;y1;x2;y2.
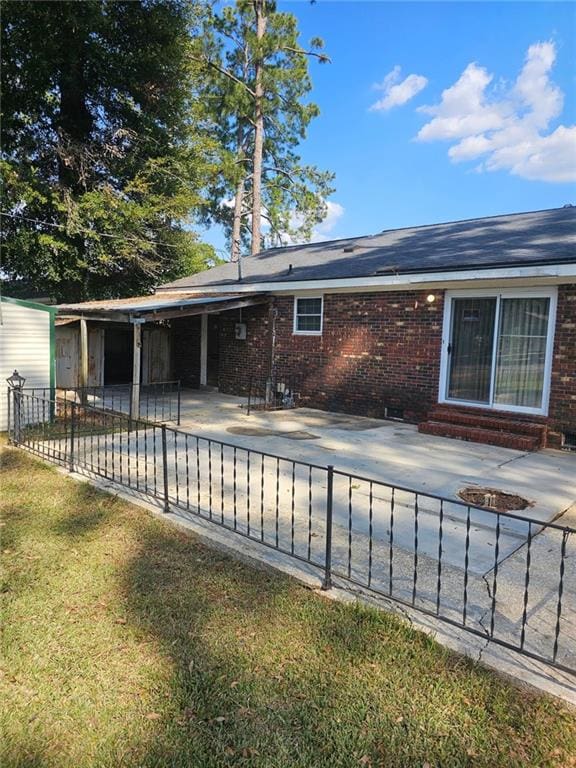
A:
198;0;334;261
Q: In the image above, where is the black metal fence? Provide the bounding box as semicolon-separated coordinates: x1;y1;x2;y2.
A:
8;387;576;676
246;374;300;415
24;380;181;425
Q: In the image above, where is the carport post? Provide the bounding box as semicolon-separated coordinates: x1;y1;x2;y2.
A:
79;318;89;403
131;319;144;421
322;465;334;590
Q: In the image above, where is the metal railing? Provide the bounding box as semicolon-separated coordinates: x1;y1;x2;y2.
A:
25;381;181;425
246;374;300;415
7;386;576;676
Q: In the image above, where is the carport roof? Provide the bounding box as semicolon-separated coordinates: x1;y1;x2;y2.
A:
57;292;269;322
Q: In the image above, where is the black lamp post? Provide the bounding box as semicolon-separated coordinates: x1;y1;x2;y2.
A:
6;369;26;390
6;370;26;443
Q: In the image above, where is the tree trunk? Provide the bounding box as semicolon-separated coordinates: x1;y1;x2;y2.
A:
231;173;245;265
56;12;92;191
231;119;246;264
250;0;267;256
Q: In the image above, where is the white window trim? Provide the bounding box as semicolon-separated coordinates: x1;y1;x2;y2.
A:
438;287;558;416
293;295;323;336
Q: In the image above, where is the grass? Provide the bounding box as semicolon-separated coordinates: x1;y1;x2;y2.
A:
1;444;575;768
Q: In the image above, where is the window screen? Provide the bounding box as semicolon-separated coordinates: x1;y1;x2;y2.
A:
295;297;322;333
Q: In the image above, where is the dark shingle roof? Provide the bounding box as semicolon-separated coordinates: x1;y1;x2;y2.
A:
160;207;576;291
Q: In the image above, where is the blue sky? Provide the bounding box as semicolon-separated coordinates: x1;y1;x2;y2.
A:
202;1;576;254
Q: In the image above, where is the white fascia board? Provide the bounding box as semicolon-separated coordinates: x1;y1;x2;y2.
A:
163;263;576;296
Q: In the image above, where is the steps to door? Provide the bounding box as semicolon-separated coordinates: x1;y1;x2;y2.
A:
418;406;548;451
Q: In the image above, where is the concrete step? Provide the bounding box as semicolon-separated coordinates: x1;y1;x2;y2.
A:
427;407;547;442
418;420;541;452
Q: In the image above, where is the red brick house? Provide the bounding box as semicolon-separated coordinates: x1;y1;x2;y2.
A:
57;207;576;450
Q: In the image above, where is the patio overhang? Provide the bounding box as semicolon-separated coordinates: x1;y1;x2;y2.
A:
56;292;270;416
56;292;270;323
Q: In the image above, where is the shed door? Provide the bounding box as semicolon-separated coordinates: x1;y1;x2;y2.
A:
56;327;79;389
142;326;171;383
88;328;104;386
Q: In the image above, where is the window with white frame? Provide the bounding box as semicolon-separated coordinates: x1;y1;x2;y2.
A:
293;296;323;334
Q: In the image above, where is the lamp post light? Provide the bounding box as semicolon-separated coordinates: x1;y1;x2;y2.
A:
6;369;26;390
6;370;26;444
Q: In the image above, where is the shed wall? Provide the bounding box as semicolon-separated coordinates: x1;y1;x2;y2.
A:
0;300;53;430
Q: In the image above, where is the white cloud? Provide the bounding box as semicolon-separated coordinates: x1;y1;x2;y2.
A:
310;201;345;241
276;200;345;246
370;65;428;112
417;63;509;140
416;41;576;183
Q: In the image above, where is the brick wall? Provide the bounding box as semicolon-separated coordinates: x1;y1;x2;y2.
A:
218;304;272;393
185;284;576;438
549;284;576;435
217;291;444;422
171;315;201;387
273;292;444;420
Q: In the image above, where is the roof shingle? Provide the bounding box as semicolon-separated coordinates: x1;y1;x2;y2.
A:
160;207;576;291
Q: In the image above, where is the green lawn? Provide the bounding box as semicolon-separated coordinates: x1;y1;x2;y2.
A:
1;444;575;768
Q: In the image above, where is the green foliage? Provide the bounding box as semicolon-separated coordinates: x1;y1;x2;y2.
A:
1;0;218;301
199;0;335;255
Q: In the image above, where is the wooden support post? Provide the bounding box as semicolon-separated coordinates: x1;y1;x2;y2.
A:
79;318;89;402
200;313;208;387
131;320;143;420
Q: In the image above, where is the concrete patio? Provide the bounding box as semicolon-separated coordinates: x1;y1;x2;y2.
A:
176;389;576;527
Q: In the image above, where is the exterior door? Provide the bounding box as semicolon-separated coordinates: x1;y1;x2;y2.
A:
88;328;104;386
447;297;497;404
55;326;79;388
142;326;171;384
441;289;557;416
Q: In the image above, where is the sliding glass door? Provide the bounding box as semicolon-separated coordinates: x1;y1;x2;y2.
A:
448;298;497;403
443;291;555;414
493;297;550;409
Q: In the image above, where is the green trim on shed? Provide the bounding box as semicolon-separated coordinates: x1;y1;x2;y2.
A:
49;315;56;395
1;294;57;396
0;295;58;314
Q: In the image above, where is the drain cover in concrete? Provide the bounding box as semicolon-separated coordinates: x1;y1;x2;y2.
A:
458;486;532;512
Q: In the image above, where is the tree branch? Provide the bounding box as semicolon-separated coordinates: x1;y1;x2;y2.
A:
262;166;296;182
281;45;331;64
190;55;256;98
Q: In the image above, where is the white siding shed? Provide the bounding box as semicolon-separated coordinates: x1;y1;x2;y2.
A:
0;296;56;431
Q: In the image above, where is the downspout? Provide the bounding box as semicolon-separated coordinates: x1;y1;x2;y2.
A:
269;298;278;382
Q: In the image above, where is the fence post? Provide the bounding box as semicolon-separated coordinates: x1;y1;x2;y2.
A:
161;423;170;513
69;400;76;472
14;387;22;445
176;380;181;426
322;465;334;590
7;388;12;444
